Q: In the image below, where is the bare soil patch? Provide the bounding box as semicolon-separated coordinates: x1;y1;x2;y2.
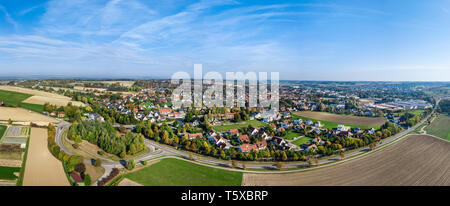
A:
0;159;22;167
85;163;105;183
23;128;69;186
0;107;59;125
23;96;84;107
118;178;143;186
101;81;135;87
243;135;450;186
293;111;386;126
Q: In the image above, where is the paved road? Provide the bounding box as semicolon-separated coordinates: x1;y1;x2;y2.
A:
53;98;440;181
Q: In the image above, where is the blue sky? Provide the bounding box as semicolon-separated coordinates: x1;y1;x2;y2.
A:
0;0;449;81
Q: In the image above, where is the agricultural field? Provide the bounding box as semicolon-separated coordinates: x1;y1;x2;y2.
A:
0;85;84;107
101;81;135;87
23;128;69;186
243;135;450;186
19;103;44;113
0;89;31;106
123;158;243;186
212;120;268;132
22;95;84;107
0;125;6;139
0;107;59;125
292;111;385;129
425;114;450;141
292;137;313;146
0;166;20;180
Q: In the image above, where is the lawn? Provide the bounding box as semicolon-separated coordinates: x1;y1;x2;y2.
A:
212;120;268;132
124;158;243;186
20;103;44;113
425;114;450;141
0;125;6;139
394;109;426;116
284;131;301;140
0;89;32;107
292;137;313;146
0;166;20;180
291;114;380;130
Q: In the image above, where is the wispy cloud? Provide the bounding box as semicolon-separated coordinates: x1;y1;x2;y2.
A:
0;5;18;29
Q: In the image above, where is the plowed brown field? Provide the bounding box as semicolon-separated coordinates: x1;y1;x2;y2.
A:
293;111;386;126
243;135;450;186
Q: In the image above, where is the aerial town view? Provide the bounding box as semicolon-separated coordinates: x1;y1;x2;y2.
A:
0;0;449;202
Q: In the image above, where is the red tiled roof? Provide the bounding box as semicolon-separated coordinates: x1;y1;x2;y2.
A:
239;144;258;153
239;135;249;143
229;129;239;135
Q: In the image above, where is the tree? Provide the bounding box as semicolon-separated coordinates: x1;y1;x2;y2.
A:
276;162;285;170
126;160;136;170
339;152;345;160
84;174;91;186
307;158;313;167
231;160;238;168
281;151;288;161
119;125;126;133
74;163;86;174
220;150;226;159
369;143;376;151
119;151;126;158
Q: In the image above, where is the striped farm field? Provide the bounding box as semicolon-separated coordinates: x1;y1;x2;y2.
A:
292;111;385;129
425;114;450;141
243;135;450;186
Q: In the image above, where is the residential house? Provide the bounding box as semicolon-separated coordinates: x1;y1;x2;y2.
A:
256;140;267;150
184;133;203;140
238;135;250;143
337;125;347;132
229;129;239;136
313;121;321;127
305;120;313;125
239;144;258;153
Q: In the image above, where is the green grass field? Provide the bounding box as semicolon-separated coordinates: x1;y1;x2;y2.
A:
290;114;380;130
284;131;301;140
0;166;20;180
0;125;6;140
425;114;450;141
0;89;32;107
394;109;425;117
124;158;243;186
292;136;313;146
20;103;44;113
212;120;268;132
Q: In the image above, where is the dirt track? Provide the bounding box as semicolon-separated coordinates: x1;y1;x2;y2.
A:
23;128;69;186
293;111;386;126
243;135;450;186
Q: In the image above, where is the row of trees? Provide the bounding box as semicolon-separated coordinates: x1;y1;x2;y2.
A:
47;124;85;179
